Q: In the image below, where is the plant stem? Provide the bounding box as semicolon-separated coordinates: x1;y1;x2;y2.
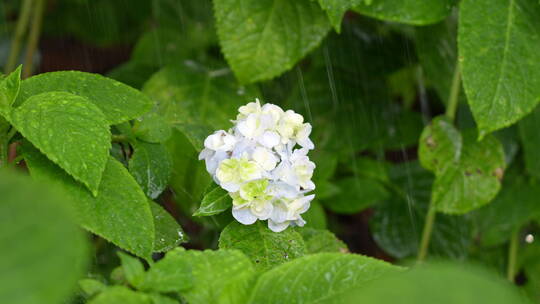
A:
417;201;436;262
22;0;46;79
112;134;129;143
4;0;33;74
0;139;7;168
417;61;463;263
445;64;461;121
507;230;519;282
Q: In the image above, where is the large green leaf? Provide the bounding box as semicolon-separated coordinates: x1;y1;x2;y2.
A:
0;65;21;118
23;144;155;259
139;248;193;293
316;0;361;32
88;286;152;304
520;241;540;303
133;112;172;143
353;0;455;25
213;0;331;83
129;141;172;199
371;162;472;259
299;228;348;254
0;170;88;304
165;130;212;214
170;249;256;304
118;252;146;289
219;221;306;271
149;201;186;252
432;131;505;214
322;177;389;214
12;92;111;196
16;71;153;124
194;183;232;217
247;253;401;304
418;116;462;173
518;106;540;178
372;197;473;259
459;0;540;136
346;262;526;304
473;175;540;247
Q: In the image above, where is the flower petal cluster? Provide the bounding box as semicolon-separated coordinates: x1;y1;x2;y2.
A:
199;99;316;232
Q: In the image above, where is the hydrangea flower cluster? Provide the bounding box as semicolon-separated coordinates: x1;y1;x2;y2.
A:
199;99;316;232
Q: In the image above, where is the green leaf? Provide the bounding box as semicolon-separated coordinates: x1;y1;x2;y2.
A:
247;253;401;304
432;131;505;214
142;64;259;133
372;197;473;259
213;0;331;83
118;252;146;289
299;228;348;254
370;162;472;259
23;144;155;259
165;130;212;213
459;0;540;136
131;28;189;67
148;294;179;304
347;262;526;303
322;177;389;214
88;286;152;304
518;106;540;178
316;0;361;32
194;183;232;217
170;249;255;304
129;141;172;199
520;241;540;303
219;221;306;271
0;65;21;118
133;112;172;143
106;62;158;90
353;0;456;25
473;175;540;247
0;170;89;304
418;116;462;173
79;279;107;297
17;71;153;124
12;92;111;196
351;157;389;183
149;201;186;252
140;248;193;293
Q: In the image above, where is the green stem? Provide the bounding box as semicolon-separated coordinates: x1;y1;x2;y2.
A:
445;64;461;121
417;201;436;262
0;139;8;168
507;230;519;282
22;0;46;79
111;134;129;143
4;0;33;74
417;61;462;263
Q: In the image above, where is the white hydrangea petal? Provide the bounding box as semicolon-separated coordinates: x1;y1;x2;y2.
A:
251;200;273;220
258;130;281;148
268;219;290;232
252;147;278;171
198;148;213;161
261;103;284;124
293;216;306;227
220;182;241;192
232;207;258;225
